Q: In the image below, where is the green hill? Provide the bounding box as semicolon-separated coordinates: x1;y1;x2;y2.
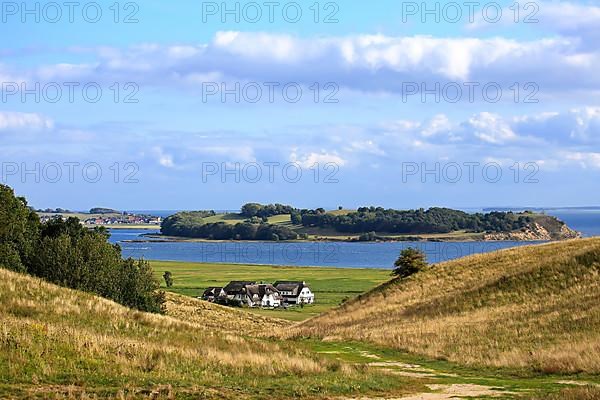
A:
288;238;600;374
0;268;419;399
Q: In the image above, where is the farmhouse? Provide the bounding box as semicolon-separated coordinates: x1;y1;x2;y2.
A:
245;284;282;308
201;287;225;302
223;281;256;305
202;280;315;308
274;281;315;305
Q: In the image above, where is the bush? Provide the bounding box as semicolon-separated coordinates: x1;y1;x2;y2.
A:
163;271;174;287
392;247;428;278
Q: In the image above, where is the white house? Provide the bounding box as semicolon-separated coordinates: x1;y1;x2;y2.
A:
245;284;282;308
274;281;315;305
206;280;315;308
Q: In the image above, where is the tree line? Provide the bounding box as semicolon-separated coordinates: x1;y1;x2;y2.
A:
240;203;296;218
0;184;165;313
299;207;534;234
161;215;299;241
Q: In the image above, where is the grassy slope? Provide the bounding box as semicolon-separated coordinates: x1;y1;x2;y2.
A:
288;238;600;374
150;261;390;321
0;268;422;399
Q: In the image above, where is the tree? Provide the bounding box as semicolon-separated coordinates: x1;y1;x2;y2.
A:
0;184;165;314
163;271;173;288
392;247;427;278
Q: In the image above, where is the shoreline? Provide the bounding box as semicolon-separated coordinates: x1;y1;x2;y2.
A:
122;233;552;244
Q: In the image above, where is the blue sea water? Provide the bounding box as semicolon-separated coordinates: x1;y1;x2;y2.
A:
108;210;600;269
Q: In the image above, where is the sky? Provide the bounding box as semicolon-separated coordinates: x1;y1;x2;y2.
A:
1;0;600;210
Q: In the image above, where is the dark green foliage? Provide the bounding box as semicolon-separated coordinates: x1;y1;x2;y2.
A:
163;271;174;287
89;207;119;214
160;210;216;235
358;232;377;242
0;184;165;314
0;186;39;272
392;247;428;278
290;211;302;225
161;212;299;241
0;243;25;273
118;258;166;314
240;203;296;218
300;207;534;235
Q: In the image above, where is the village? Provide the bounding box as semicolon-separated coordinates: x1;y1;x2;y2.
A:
36;211;162;227
83;214;162;226
201;281;315;309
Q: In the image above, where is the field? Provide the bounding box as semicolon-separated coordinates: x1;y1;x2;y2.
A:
150;261;390;321
201;213;292;226
288;238;600;374
3;240;600;398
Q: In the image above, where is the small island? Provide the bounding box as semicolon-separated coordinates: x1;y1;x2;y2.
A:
158;203;580;242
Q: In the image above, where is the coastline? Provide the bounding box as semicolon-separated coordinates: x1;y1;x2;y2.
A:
123;232;556;244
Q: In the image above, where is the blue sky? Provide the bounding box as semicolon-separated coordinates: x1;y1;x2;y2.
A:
2;0;600;210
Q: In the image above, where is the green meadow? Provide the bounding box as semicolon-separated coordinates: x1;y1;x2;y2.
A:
150;260;390;321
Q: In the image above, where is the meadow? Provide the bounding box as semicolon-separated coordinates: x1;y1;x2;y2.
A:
150;261;390;321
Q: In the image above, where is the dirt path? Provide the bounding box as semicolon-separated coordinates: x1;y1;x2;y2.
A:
322;345;599;400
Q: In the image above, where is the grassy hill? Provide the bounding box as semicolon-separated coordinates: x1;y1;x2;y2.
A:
0;268;422;399
3;243;600;398
287;238;600;374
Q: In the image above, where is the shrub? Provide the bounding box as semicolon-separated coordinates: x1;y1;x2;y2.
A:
392;247;428;278
163;271;174;288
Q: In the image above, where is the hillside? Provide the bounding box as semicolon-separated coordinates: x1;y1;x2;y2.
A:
0;268;414;399
287;238;600;374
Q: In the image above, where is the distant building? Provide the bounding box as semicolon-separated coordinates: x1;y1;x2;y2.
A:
274;281;315;305
201;287;225;302
244;284;282;308
223;281;256;305
208;280;315;308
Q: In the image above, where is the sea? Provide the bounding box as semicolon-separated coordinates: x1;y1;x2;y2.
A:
109;209;600;270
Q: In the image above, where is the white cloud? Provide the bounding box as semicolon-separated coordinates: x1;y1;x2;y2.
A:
563;151;600;169
192;145;256;163
7;31;598;99
289;150;346;168
465;112;518;144
0;111;54;132
514;107;600;144
153;147;175;168
421;114;452;138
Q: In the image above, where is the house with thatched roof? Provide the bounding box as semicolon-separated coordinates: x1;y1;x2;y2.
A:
205;280;314;308
274;281;315;305
200;287;225;302
244;284;282;308
223;281;256;305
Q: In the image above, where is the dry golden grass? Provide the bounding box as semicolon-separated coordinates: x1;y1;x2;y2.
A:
0;268;368;398
537;386;600;400
287;238;600;373
164;292;291;336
